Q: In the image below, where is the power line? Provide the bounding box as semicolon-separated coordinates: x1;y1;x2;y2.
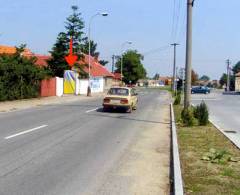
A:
171;0;177;40
142;45;171;56
173;0;181;41
175;0;186;42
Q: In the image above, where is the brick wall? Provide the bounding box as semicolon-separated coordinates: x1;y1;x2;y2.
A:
40;78;56;97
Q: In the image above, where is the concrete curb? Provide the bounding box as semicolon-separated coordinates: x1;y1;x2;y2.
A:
209;118;240;149
191;103;240;150
222;91;240;95
170;103;184;195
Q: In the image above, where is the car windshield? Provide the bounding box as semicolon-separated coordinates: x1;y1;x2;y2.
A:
108;88;129;96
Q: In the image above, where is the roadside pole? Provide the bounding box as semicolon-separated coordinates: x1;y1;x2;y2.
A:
226;59;231;92
184;0;194;109
171;43;179;95
112;55;115;73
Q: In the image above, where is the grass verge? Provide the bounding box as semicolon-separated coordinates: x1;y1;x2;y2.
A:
174;105;240;195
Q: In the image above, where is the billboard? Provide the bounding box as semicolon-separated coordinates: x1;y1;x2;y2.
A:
63;70;76;94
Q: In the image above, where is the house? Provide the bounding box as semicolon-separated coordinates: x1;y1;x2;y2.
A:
0;44;115;95
0;45;50;67
158;76;172;85
112;73;122;86
78;54;114;89
235;72;240;92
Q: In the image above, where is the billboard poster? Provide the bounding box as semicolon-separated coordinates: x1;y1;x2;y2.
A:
90;77;104;93
63;70;76;94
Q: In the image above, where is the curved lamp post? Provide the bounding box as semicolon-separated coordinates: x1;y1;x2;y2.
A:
120;41;132;84
87;12;108;96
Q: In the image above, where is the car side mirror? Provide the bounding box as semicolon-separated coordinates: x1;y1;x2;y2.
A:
135;93;138;96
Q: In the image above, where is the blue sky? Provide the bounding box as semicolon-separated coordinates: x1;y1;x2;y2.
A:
1;0;240;80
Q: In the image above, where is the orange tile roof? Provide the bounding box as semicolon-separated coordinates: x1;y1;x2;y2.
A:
0;45;50;67
0;45;16;54
0;45;33;56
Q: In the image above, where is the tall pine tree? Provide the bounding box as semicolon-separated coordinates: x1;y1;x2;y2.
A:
48;6;85;77
82;39;109;66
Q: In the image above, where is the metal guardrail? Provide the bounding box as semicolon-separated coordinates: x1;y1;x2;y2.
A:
170;103;184;195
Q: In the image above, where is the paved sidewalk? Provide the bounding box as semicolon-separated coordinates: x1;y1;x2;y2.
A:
0;94;104;113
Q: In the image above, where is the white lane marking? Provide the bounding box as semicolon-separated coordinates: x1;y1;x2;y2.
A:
4;125;48;140
86;107;99;113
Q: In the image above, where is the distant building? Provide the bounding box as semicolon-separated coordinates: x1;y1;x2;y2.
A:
78;54;114;89
235;72;240;92
158;76;172;85
137;76;172;87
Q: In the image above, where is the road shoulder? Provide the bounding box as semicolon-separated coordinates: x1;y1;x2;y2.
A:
0;94;104;113
96;104;170;195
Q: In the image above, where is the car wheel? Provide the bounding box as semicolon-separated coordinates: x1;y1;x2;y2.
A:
103;107;108;112
127;106;132;113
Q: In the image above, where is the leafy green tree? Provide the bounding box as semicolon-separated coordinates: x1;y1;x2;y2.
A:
115;50;147;84
48;6;85;77
191;69;199;85
232;61;240;74
153;73;160;80
0;45;48;101
219;73;227;86
199;75;210;81
219;73;235;90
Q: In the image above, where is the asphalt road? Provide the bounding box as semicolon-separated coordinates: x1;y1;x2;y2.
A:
0;88;170;195
192;90;240;148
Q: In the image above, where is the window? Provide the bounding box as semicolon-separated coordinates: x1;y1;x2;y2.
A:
108;88;129;96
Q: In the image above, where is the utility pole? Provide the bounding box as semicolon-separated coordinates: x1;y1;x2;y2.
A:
184;0;194;109
226;59;231;91
112;55;115;73
171;43;179;94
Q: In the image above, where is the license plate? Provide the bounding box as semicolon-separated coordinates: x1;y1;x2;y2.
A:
110;99;119;104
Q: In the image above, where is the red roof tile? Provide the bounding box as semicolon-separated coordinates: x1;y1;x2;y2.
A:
33;55;50;67
79;54;114;77
113;73;122;80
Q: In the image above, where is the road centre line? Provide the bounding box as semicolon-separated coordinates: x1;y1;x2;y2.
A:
4;125;48;140
86;107;100;113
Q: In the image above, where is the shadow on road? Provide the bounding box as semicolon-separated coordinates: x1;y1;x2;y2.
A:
87;108;170;125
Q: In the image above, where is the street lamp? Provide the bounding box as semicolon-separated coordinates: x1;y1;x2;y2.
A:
87;12;108;96
120;41;132;84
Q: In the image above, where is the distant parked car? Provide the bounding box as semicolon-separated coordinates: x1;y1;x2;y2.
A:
191;86;210;94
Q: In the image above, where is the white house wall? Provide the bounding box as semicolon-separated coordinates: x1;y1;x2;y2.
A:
56;77;63;97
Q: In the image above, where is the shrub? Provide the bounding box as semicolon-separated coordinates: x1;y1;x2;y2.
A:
181;107;196;127
0;45;48;101
174;92;181;105
194;101;209;126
